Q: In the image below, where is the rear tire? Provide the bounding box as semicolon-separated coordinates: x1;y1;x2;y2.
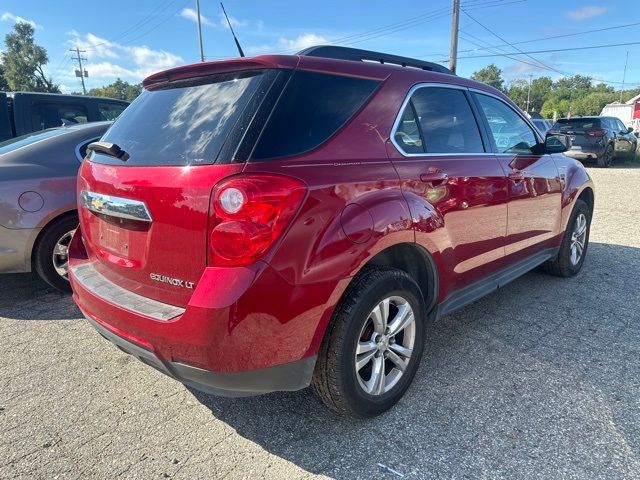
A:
597;144;613;168
544;199;591;277
312;267;426;417
33;214;78;293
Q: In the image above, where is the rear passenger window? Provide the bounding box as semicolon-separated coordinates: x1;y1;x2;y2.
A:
251;71;379;160
397;87;484;154
474;94;538;154
31;103;88;131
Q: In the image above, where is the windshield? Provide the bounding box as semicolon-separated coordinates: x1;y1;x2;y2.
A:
92;70;269;166
0;128;66;155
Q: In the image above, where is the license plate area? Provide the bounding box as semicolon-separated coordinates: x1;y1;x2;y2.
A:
95;214;149;260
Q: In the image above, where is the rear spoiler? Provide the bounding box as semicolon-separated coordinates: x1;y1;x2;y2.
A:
142;55;299;89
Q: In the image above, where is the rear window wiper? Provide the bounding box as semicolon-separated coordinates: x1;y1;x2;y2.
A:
87;141;130;161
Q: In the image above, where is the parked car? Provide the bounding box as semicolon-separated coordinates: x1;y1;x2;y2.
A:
550;116;638;167
0;121;111;291
0;92;127;142
68;46;594;417
531;118;552;136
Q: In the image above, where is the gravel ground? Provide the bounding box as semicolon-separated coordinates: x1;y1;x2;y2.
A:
2;164;640;480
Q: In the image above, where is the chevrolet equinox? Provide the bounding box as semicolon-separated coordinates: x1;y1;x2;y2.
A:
69;46;594;417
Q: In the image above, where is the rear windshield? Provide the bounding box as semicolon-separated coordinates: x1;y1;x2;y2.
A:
0;128;66;155
91;70;269;166
553;118;601;131
250;70;380;160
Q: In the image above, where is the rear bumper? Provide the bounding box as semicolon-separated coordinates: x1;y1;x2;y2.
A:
84;310;316;396
68;230;337;396
0;225;38;273
564;141;605;161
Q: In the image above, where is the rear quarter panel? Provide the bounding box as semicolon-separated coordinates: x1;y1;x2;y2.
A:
552;153;594;230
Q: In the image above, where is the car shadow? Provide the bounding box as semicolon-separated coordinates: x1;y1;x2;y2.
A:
188;241;640;479
0;272;81;320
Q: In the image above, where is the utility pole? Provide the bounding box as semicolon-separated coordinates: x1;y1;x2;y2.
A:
526;74;533;114
620;51;629;103
196;0;205;62
449;0;460;74
70;47;88;95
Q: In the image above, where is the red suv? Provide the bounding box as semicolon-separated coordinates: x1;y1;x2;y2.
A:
69;46;594;417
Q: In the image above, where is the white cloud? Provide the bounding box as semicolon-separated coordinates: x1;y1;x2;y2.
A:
180;7;213;27
1;11;42;29
247;33;329;55
217;12;247;29
566;6;607;21
63;31;183;84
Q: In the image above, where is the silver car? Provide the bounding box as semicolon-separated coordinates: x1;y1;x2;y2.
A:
0;121;111;291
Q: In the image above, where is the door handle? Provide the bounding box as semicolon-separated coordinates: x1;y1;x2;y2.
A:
419;172;448;185
508;171;525;182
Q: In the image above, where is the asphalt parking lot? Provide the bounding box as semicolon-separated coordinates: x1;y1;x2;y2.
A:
2;163;640;480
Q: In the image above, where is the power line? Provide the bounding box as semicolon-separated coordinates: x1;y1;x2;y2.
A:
453;41;640;59
461;8;566;76
458;20;640;55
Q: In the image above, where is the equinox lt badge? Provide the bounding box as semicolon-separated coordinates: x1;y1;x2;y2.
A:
150;273;195;289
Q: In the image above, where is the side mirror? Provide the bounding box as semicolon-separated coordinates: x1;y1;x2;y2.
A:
627;127;634;134
544;133;571;154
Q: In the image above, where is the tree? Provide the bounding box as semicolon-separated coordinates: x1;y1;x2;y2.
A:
1;22;59;92
471;64;504;92
0;63;9;91
87;78;142;102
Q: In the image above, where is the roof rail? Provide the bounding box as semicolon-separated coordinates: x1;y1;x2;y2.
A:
297;45;454;75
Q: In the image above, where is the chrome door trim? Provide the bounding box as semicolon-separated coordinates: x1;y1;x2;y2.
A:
80;190;153;222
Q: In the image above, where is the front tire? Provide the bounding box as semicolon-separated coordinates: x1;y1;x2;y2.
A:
544;199;591;277
33;214;78;293
312;267;426;417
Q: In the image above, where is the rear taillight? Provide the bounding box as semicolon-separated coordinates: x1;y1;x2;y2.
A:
587;129;607;136
208;174;307;267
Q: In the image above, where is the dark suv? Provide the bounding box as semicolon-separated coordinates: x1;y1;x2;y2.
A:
550;116;637;167
69;46;594;417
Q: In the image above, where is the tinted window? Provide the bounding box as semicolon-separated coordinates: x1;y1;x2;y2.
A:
93;70;268;166
409;87;484;154
0;128;66;155
394;104;423;154
475;94;537;154
553;118;601;131
99;103;126;121
615;118;627;132
251;71;379;160
31;103;88;131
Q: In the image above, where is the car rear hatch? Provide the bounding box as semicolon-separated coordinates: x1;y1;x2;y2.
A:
76;63;288;307
552;118;604;149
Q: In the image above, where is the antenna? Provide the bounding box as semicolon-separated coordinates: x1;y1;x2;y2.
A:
220;2;245;57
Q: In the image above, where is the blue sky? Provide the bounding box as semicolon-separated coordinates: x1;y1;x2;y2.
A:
1;0;638;93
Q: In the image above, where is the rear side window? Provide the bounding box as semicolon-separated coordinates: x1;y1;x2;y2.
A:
92;70;269;166
250;71;379;160
32;103;88;130
98;103;126;121
396;87;484;154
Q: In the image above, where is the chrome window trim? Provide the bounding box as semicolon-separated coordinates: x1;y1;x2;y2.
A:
75;136;100;162
390;82;495;158
468;87;544;145
80;190;153;222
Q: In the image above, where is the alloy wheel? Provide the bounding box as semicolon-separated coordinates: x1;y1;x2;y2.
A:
354;296;416;395
570;213;587;266
52;229;75;280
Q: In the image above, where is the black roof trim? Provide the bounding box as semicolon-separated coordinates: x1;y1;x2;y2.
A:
297;45;454;75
